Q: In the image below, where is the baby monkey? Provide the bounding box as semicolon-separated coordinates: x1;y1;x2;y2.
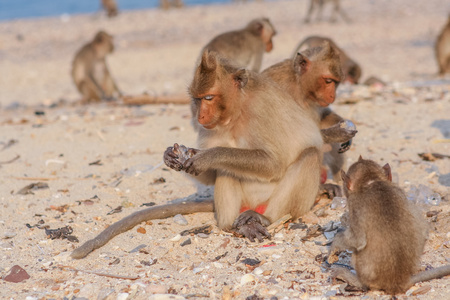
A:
328;157;450;294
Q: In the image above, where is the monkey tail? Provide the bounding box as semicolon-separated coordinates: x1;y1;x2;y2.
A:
71;199;214;259
410;265;450;285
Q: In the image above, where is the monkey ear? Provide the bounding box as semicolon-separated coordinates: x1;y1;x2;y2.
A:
382;163;392;182
341;170;352;191
233;69;249;88
321;41;339;59
358;155;363;162
200;50;217;73
293;53;311;75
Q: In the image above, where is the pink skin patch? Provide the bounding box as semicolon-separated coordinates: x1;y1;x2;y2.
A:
240;204;268;214
320;167;327;184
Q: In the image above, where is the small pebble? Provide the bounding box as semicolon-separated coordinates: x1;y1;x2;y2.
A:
3;265;30;283
2;232;16;239
240;273;256;285
117;293;129;300
170;234;181;242
197;233;209;239
173;214;188;226
253;267;263;275
146;284;168;294
148;295;186;300
258;245;285;255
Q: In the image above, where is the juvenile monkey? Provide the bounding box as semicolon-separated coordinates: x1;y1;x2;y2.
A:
294;36;361;84
435;14;450;75
328;157;450;294
71;31;122;103
304;0;350;23
202;18;276;72
101;0;119;17
71;51;323;258
160;0;184;10
262;42;357;186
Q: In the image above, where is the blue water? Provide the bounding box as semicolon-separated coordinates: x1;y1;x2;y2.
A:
0;0;227;21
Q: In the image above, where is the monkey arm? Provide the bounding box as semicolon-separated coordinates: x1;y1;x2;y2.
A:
88;72;107;98
410;265;450;285
71;199;213;259
330;225;367;255
183;147;284;181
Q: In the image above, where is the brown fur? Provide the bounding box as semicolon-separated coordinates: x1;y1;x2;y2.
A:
71;31;121;103
165;51;323;232
330;158;428;294
435;15;450;75
263;42;354;183
101;0;118;17
202;18;276;72
304;0;350;23
295;35;361;84
160;0;184;10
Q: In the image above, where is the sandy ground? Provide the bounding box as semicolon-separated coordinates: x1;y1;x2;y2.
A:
0;0;449;299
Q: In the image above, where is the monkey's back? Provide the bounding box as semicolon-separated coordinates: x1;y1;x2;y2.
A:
350;181;427;294
204;31;263;70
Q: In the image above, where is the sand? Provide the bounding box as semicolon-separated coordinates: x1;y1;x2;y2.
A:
0;0;449;299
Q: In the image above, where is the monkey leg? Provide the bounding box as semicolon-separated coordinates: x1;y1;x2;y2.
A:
264;147;321;222
79;80;102;103
330;266;366;290
214;172;245;230
232;210;271;242
324;144;346;182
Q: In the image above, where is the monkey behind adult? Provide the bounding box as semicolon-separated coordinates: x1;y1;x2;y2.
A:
202;18;276;72
294;35;361;84
262;42;357;188
328;157;450;294
435;14;450;75
101;0;119;17
71;31;122;104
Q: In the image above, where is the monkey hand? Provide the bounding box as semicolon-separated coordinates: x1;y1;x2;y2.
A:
183;150;209;176
320;183;343;198
338;139;352;153
163;143;196;171
321;120;357;145
232;210;271;242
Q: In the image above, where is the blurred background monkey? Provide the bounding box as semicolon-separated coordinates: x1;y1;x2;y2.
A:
304;0;351;23
160;0;184;10
435;14;450;75
202;18;276;72
101;0;119;17
71;31;122;103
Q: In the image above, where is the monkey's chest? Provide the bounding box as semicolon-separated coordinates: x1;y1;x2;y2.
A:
92;62;106;82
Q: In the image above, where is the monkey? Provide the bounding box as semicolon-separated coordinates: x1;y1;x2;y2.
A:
262;42;357;193
328;157;450;294
101;0;119;17
435;14;450;75
202;18;276;73
160;0;184;10
71;31;122;104
363;76;385;87
294;36;361;84
304;0;350;23
164;50;325;242
70;51;324;258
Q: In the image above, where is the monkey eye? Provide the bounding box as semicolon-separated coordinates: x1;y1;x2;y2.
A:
203;95;214;101
325;78;334;84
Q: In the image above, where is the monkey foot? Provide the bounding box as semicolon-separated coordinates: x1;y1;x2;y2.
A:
320;183;343;198
232;210;271;242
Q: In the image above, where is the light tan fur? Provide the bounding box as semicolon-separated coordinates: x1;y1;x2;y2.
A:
304;0;350;23
71;31;121;103
436;15;450;75
165;51;323;230
101;0;118;17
